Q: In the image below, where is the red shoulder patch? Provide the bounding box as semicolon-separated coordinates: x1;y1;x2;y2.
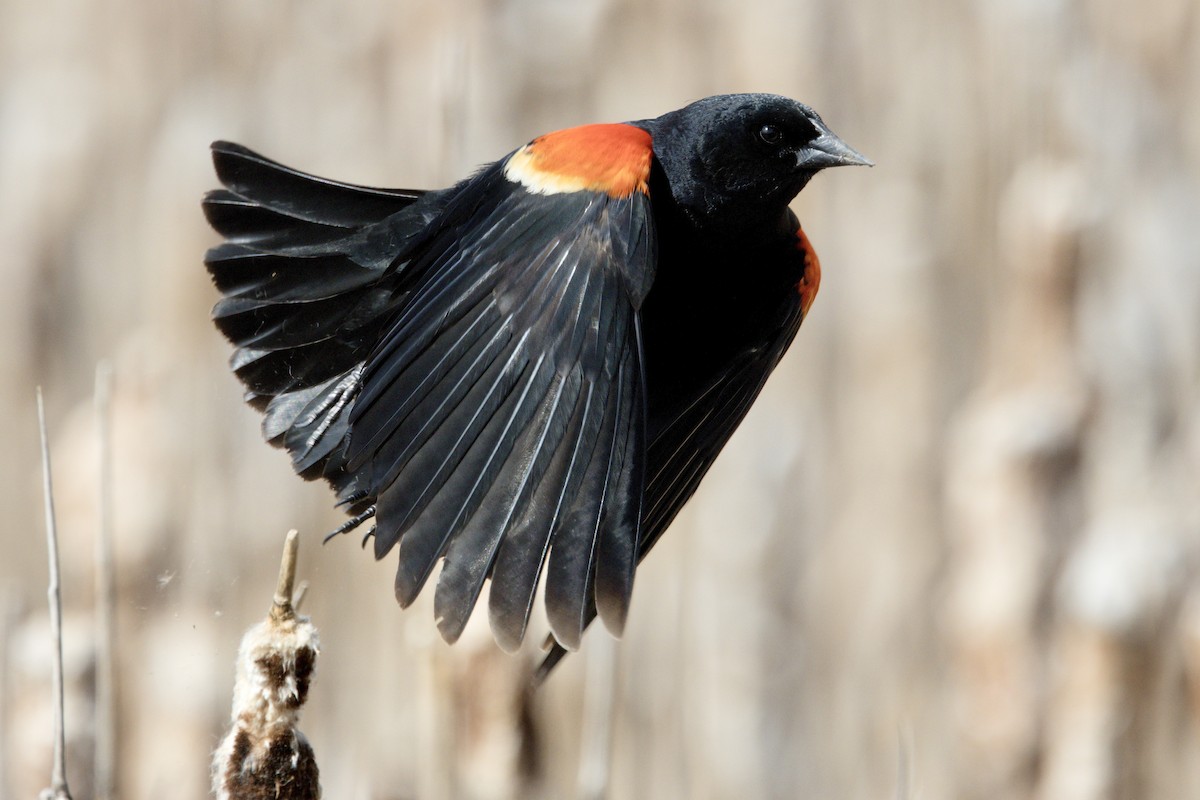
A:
504;123;652;199
795;226;821;318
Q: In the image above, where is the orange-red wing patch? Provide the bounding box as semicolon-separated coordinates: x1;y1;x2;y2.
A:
504;123;652;199
795;226;822;318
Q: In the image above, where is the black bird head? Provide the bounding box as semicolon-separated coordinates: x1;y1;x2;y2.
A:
638;93;871;234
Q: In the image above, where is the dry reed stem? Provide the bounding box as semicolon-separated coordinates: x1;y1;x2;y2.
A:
36;388;73;800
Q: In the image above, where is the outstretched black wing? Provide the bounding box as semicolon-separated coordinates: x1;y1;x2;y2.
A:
641;337;799;555
205;140;658;653
533;328;802;681
534;222;811;681
346;165;656;650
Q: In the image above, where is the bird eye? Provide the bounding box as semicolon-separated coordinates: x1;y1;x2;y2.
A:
758;123;783;145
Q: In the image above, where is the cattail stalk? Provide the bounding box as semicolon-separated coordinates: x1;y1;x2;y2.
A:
213;530;321;800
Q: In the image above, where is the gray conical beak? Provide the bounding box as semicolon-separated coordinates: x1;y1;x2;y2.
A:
795;130;874;171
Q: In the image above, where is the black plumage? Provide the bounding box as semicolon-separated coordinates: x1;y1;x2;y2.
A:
203;94;869;678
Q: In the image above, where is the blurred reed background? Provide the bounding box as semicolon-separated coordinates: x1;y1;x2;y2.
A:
2;0;1199;797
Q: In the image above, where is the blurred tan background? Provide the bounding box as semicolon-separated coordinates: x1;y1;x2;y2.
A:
2;0;1200;798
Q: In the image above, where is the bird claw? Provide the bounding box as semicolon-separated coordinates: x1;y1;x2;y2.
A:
321;505;377;545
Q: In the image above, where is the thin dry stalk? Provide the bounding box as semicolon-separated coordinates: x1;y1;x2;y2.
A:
93;362;117;800
37;388;73;800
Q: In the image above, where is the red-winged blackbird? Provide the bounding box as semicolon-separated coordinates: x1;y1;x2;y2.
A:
204;93;869;677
